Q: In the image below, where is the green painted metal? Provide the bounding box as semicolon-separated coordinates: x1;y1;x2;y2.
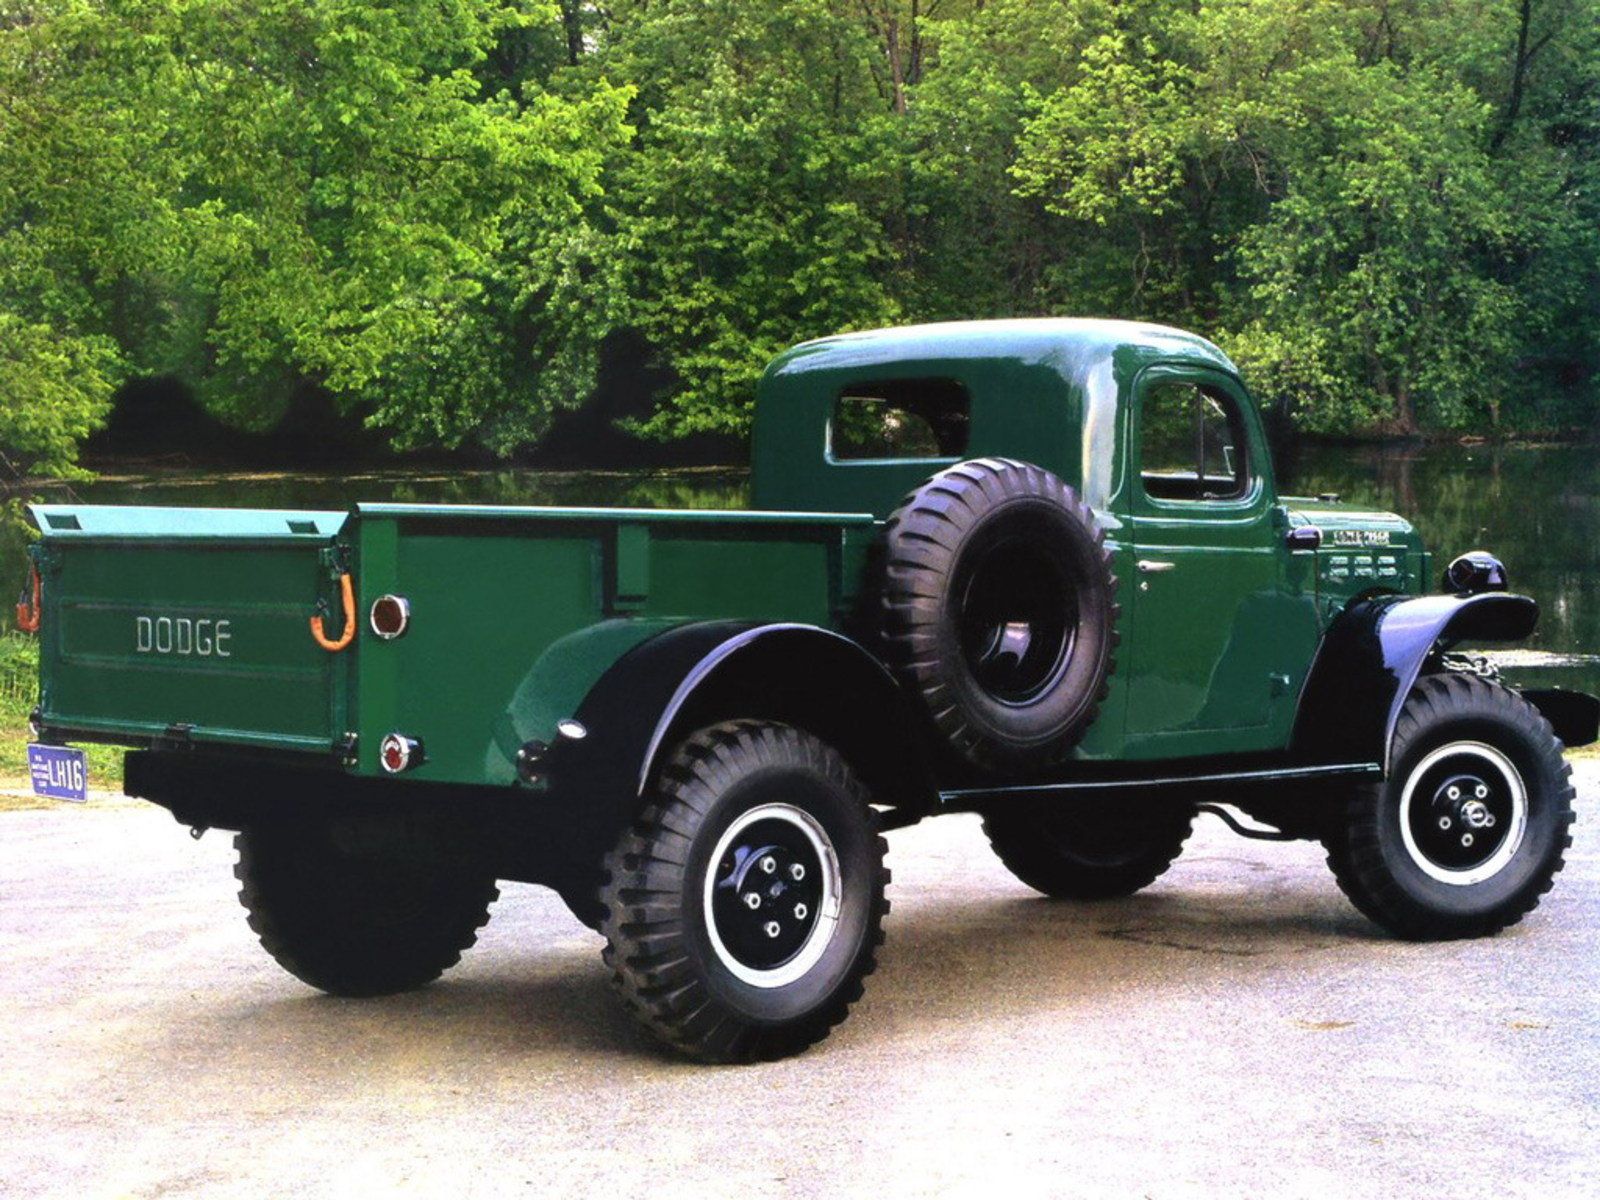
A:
355;502;874;527
1119;364;1318;758
30;319;1437;792
752;318;1238;518
346;507;875;783
32;504;347;540
28;506;351;752
1282;498;1426;623
485;618;683;786
752;318;1337;760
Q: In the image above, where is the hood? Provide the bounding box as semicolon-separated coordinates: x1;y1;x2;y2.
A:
1282;497;1417;548
1282;496;1428;603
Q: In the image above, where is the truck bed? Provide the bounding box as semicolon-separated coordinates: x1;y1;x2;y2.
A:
31;502;878;785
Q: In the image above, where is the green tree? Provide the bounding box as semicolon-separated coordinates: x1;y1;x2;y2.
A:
1230;66;1521;434
3;0;1597;459
582;0;906;438
1003;0;1597;434
0;0;630;462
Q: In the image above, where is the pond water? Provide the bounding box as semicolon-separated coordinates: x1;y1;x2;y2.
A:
6;441;1598;696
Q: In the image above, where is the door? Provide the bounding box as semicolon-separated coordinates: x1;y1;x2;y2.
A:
1122;367;1302;758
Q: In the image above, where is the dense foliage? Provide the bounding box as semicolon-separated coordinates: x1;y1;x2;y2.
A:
1;0;1596;471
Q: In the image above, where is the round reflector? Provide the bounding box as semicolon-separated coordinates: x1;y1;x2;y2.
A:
379;733;420;774
369;594;410;639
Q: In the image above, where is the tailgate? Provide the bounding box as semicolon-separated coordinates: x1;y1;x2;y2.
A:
30;505;351;754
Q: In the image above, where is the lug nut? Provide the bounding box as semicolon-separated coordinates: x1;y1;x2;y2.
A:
1485;814;1496;827
760;856;777;874
1462;833;1475;848
1475;784;1489;799
1447;786;1461;801
743;892;762;910
793;903;808;921
763;921;781;939
789;863;806;882
1439;816;1453;830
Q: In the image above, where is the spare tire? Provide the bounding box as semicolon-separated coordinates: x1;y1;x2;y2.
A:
878;458;1118;768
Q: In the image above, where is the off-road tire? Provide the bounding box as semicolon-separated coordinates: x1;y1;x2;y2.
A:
1323;674;1575;940
879;458;1118;769
234;823;499;997
599;721;889;1063
983;799;1195;899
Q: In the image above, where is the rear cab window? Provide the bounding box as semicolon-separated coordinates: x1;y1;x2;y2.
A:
829;378;970;461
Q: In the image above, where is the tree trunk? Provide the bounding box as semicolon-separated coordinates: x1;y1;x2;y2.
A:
1394;379;1416;436
561;1;584;68
885;14;907;115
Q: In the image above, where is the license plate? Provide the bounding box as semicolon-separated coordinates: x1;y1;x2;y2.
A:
28;744;87;803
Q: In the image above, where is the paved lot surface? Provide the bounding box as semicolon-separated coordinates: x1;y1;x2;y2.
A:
3;766;1597;1200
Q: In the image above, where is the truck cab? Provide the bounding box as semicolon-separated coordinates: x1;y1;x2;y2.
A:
754;318;1425;761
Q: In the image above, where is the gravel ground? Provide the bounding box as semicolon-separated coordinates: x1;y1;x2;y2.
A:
2;764;1596;1200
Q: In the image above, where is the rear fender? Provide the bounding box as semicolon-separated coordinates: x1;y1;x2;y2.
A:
538;621;934;862
1293;592;1540;772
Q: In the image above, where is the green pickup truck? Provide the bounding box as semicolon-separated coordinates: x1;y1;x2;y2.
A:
20;319;1597;1062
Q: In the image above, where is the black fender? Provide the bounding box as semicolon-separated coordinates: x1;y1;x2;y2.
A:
1292;592;1540;771
638;622;935;809
537;619;936;863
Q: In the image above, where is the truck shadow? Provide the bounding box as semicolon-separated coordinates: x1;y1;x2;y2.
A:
218;881;1392;1069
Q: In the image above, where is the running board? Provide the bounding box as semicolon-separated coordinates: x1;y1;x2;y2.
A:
937;761;1380;810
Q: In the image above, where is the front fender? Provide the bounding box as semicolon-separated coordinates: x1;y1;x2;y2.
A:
1292;592;1539;771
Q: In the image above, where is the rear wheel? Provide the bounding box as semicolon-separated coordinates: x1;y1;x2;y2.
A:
983;799;1194;899
600;721;888;1063
1323;674;1575;940
234;822;499;997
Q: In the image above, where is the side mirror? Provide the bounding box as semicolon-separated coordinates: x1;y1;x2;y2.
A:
1285;526;1322;552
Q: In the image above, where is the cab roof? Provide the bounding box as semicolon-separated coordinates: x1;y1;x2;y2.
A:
751;317;1250;518
763;317;1240;384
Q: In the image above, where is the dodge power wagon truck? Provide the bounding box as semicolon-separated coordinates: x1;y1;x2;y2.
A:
20;319;1598;1062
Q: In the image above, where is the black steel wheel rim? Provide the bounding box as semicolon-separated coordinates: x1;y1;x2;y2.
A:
954;530;1078;705
1399;741;1528;885
703;803;841;986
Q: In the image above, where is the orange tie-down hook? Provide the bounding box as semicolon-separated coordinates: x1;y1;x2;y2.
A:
310;572;356;652
16;565;41;634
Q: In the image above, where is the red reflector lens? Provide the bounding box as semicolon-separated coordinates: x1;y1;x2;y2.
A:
379;733;419;774
369;595;410;639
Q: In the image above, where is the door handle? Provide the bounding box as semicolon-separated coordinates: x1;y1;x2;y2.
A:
1136;560;1177;574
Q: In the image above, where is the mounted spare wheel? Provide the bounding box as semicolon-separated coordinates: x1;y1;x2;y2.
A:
879;458;1118;769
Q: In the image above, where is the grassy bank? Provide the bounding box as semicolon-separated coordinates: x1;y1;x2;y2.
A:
0;632;124;792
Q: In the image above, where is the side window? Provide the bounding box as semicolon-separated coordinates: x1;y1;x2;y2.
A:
1139;380;1251;502
830;378;970;461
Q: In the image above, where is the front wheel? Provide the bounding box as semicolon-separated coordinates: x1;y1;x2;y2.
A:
599;721;889;1062
1323;674;1575;940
